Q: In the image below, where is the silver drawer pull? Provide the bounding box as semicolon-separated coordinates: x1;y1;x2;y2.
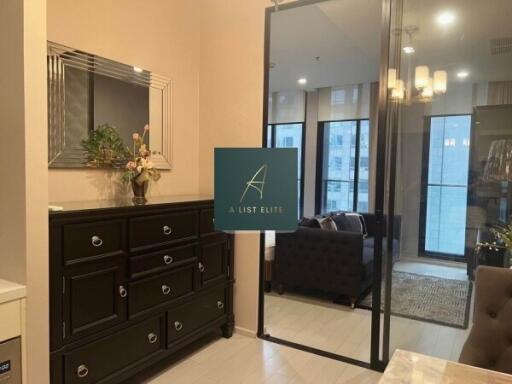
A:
163;225;172;235
163;255;173;265
174;321;183;331
119;285;127;298
162;285;171;295
198;262;205;273
77;364;89;378
91;235;103;247
148;332;158;344
217;301;224;310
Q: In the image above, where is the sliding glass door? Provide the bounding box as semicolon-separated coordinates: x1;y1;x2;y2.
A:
318;119;370;213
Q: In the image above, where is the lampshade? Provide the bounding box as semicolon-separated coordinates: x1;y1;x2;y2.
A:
433;70;447;94
415;66;429;89
388;68;397;89
483;139;512;181
391;79;405;100
421;78;434;98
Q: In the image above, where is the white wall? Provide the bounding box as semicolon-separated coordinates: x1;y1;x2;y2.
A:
0;0;49;382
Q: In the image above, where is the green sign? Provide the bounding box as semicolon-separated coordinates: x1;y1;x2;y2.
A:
214;148;298;231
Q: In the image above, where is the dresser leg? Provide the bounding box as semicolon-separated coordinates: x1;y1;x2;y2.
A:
221;323;234;338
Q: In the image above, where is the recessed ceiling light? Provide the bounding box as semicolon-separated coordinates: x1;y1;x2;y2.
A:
133;66;143;73
403;46;415;54
436;11;456;26
298;78;307;85
457;70;469;79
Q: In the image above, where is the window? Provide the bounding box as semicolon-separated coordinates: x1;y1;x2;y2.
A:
266;123;304;216
317;119;370;213
420;115;471;257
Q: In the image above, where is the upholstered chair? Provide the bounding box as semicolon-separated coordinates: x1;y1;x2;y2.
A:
459;266;512;374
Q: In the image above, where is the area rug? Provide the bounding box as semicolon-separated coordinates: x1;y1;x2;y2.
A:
359;271;473;329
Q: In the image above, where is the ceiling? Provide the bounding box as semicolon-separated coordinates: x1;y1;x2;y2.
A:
269;0;512;93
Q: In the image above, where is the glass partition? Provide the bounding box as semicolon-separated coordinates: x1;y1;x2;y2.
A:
382;0;512;364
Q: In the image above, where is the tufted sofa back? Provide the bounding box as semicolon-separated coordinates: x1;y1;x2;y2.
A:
459;266;512;374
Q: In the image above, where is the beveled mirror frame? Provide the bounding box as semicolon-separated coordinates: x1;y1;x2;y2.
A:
47;41;172;169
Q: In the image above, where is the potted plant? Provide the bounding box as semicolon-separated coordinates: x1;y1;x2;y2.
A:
123;124;161;203
81;123;131;168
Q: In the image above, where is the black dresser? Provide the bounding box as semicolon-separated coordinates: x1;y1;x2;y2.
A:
49;196;234;384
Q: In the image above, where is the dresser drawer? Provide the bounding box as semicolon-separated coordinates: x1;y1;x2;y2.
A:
129;210;199;252
167;286;227;344
63;315;164;384
129;243;199;279
129;265;195;316
200;208;215;235
63;219;125;264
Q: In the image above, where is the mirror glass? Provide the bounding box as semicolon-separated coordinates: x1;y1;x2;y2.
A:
263;0;382;364
47;42;171;169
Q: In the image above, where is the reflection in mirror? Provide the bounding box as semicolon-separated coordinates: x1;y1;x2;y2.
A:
263;0;382;364
47;42;171;169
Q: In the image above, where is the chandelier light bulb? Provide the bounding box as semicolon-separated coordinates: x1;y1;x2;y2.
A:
403;46;415;54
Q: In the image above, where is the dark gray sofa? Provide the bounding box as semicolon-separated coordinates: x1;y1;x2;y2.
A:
273;212;400;308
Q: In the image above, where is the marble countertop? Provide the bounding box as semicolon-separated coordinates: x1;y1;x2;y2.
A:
0;279;26;304
49;194;214;215
380;349;512;384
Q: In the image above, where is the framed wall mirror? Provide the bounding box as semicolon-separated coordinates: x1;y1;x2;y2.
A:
47;41;172;169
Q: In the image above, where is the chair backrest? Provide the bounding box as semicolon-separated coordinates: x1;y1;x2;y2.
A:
459;266;512;374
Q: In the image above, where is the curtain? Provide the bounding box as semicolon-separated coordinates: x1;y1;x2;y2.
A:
368;82;379;212
268;91;306;124
487;81;512;105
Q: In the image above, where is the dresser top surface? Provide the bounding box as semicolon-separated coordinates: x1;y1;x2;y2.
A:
49;194;214;216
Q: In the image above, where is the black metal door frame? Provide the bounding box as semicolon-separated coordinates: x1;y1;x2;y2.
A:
257;0;394;372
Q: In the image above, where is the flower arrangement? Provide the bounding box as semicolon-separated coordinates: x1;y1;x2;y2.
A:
123;124;161;191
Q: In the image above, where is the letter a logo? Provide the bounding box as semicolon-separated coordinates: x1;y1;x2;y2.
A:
240;165;268;203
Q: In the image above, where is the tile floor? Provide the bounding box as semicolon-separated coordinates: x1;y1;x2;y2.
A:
264;261;472;363
145;333;382;384
144;260;470;384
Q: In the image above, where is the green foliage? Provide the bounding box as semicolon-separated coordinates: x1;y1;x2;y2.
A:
81;123;131;168
491;223;512;251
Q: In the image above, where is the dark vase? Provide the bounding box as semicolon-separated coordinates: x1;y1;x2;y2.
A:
131;180;148;204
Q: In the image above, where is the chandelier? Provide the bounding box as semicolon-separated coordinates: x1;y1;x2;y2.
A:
388;26;448;102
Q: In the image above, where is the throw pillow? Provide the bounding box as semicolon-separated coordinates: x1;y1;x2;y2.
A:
316;216;338;231
331;212;364;234
298;216;321;228
346;212;368;238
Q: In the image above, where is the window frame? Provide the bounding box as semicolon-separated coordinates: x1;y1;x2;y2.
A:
418;113;472;262
265;122;306;218
315;118;369;214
